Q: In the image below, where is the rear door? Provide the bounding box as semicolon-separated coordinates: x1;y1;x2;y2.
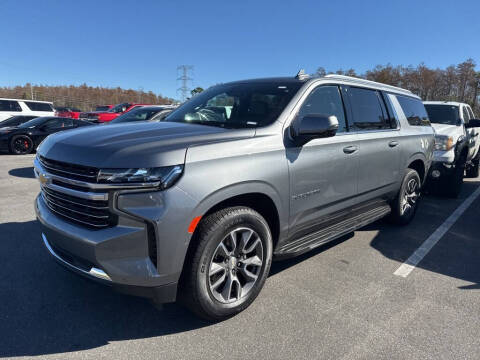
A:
287;85;359;237
343;86;400;199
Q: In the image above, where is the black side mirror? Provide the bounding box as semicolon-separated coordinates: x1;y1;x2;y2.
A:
291;114;339;146
465;119;480;128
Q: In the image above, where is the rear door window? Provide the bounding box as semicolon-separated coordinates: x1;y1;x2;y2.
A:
0;100;22;112
346;87;390;130
298;85;347;133
25;102;53;112
396;96;430;126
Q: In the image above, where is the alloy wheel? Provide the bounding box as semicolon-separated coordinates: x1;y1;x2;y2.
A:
401;178;419;215
208;227;263;304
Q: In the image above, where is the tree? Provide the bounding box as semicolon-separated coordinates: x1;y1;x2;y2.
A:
191;87;204;96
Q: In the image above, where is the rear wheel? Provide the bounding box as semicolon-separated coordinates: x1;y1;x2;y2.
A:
9;135;34;155
180;207;272;321
389;168;421;225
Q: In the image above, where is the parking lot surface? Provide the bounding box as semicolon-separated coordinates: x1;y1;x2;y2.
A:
1;154;479;360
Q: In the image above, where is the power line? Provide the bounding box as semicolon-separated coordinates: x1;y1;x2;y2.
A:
177;65;193;102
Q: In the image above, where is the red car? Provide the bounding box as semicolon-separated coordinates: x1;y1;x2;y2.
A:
79;103;150;123
55;107;82;119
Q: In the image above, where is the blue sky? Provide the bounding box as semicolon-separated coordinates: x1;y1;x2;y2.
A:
1;0;479;100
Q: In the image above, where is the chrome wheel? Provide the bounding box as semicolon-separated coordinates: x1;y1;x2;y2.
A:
208;227;263;304
401;178;419;215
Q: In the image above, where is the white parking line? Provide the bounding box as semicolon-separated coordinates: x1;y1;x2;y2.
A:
394;185;480;278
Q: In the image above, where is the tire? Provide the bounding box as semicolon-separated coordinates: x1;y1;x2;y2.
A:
444;156;466;198
389;168;421;225
466;156;479;178
9;135;34;155
180;206;273;321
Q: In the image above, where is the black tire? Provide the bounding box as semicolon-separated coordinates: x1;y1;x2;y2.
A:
9;135;34;155
444;156;466;198
389;168;421;225
180;206;273;321
466;156;479;178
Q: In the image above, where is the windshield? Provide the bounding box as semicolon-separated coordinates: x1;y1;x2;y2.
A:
18;117;49;128
0;116;29;127
108;103;130;113
95;106;110;111
165;82;302;129
424;104;460;125
110;107;163;123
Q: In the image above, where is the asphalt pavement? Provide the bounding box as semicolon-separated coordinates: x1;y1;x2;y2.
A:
1;153;479;360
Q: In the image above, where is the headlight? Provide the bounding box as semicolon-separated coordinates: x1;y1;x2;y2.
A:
97;165;183;189
434;135;454;151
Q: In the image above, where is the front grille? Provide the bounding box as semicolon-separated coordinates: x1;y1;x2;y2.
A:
41;187;115;228
39;156;116;229
39;155;98;182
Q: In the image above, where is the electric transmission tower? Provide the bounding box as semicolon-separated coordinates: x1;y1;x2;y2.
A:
177;65;194;102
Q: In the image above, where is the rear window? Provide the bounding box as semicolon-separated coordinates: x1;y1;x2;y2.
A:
424;104;460;125
397;96;430;126
0;100;22;112
25;102;53;112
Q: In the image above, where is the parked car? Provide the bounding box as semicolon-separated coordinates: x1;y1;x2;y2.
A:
79;103;152;123
424;101;480;197
107;105;177;124
0;98;54;122
0;116;92;154
55;107;82;119
95;104;113;112
34;73;434;321
0;115;37;128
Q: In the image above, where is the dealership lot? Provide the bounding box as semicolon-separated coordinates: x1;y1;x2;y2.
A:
1;154;479;359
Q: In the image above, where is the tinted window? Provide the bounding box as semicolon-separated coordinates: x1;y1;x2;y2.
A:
43;118;73;130
166;82;302;128
424;105;460;125
95;106;111;111
0;100;22;112
347;87;390;130
397;96;430;126
25;102;53;112
298;85;347;133
110;107;164;123
0;116;36;127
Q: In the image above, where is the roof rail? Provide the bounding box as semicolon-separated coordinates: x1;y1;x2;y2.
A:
323;74;413;95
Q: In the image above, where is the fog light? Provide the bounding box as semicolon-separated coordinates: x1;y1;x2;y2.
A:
431;170;441;178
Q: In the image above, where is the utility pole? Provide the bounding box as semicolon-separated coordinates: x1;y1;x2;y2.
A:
177;65;193;102
30;84;34;100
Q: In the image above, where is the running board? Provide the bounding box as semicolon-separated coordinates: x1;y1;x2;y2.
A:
275;204;391;257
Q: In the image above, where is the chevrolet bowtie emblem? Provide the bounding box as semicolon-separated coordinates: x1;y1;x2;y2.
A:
39;173;50;185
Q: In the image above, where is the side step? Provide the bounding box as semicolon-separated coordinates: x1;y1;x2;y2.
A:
275;204;391;257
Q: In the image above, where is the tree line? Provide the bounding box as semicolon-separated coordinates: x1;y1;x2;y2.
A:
0;83;175;111
315;58;479;109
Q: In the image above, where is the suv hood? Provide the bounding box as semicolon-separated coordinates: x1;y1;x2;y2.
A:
430;123;461;136
38;122;255;168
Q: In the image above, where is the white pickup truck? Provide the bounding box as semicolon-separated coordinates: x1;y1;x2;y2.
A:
424;101;480;197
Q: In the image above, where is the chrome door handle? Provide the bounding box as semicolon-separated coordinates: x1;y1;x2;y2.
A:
389;140;399;147
343;145;358;154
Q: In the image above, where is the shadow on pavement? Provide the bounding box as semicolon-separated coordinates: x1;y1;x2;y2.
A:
0;220;209;358
8;166;35;179
369;180;480;290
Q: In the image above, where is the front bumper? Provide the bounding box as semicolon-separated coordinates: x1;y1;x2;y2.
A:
35;179;198;302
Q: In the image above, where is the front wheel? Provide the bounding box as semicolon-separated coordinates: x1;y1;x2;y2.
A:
389;168;421;225
466;156;479;178
445;157;466;198
9;135;34;155
180;207;273;321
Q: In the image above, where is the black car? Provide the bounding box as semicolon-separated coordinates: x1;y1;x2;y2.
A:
0;115;38;129
108;106;175;124
0;116;92;155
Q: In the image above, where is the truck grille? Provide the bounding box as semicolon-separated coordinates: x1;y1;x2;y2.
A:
38;156;116;229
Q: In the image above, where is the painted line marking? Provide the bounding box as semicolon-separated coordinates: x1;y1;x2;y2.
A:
394;185;480;278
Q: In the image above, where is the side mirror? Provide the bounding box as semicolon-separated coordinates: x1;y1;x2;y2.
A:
291;114;339;146
465;119;480;128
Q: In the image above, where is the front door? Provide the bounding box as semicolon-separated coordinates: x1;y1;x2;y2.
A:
287;85;359;239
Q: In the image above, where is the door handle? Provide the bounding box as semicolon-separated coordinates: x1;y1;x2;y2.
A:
343;145;358;154
388;140;399;147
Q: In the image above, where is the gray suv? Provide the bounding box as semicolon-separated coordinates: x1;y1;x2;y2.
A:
34;73;434;320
